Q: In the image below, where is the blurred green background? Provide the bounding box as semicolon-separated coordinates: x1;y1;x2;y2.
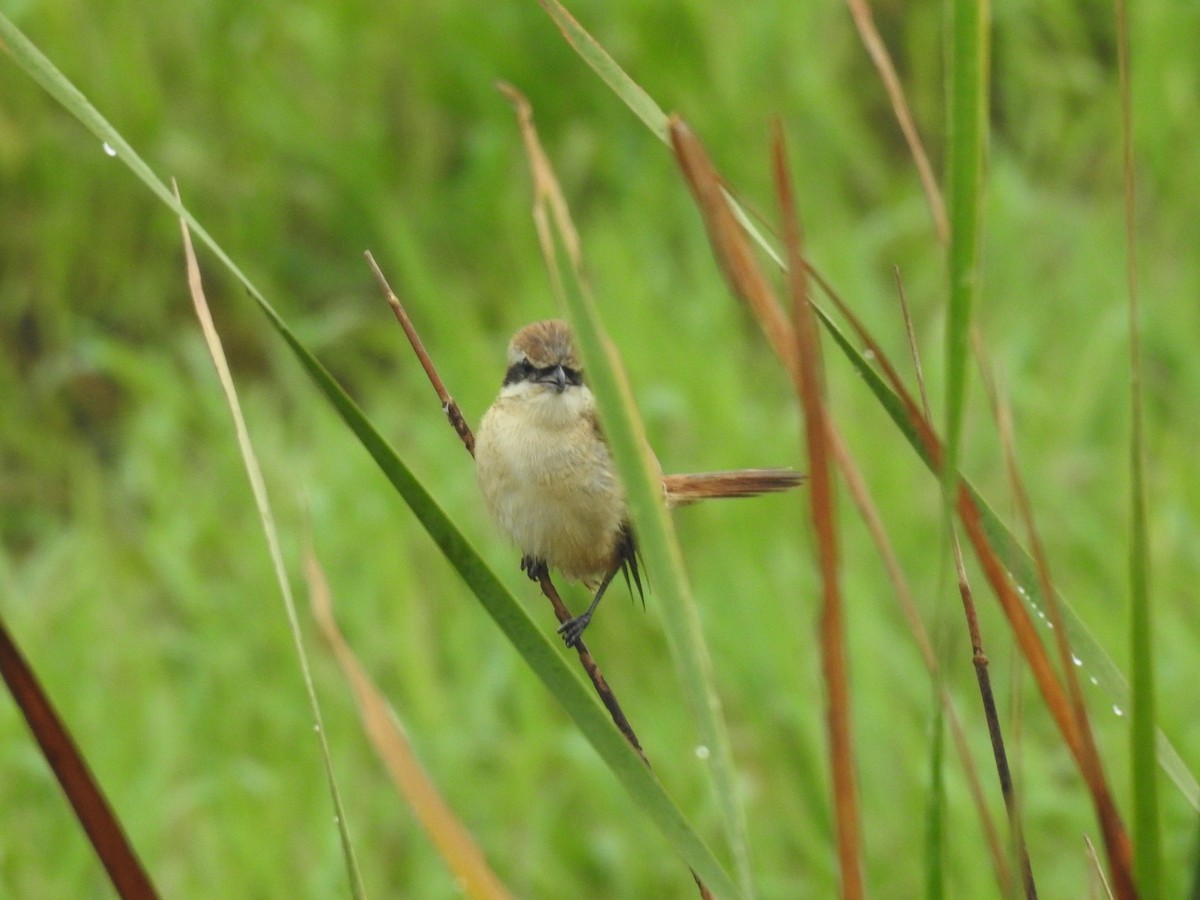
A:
2;0;1198;896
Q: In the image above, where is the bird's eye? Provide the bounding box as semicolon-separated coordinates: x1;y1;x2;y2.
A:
503;359;536;386
562;366;583;386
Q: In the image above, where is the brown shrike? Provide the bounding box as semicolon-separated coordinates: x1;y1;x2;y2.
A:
474;319;803;646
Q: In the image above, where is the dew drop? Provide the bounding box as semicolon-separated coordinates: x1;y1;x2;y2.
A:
102;141;117;157
1112;705;1124;717
1071;653;1083;667
1090;675;1100;686
862;348;876;361
694;745;711;760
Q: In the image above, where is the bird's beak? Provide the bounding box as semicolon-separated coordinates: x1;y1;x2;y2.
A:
536;364;568;393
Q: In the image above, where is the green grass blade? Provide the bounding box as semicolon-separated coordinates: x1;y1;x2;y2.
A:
924;689;946;900
816;302;1199;812
551;232;755;899
538;0;669;143
179;213;366;900
1129;425;1160;897
943;0;990;505
1189;814;1200;900
534;5;1200;820
0;15;253;324
1116;0;1163;891
261;298;742;900
0;14;741;895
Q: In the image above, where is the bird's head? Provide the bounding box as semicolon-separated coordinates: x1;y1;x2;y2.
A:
503;319;585;395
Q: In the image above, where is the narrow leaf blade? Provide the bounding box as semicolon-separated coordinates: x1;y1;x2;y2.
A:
0;16;741;895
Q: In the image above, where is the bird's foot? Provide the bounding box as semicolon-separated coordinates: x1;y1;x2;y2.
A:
556;612;592;648
520;555;548;582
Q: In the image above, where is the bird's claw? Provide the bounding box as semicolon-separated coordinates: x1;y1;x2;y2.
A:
557;613;592;648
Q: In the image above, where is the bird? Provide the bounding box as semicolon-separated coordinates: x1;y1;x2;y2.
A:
474;319;804;647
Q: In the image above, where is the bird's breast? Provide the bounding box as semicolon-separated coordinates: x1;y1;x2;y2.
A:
475;397;626;582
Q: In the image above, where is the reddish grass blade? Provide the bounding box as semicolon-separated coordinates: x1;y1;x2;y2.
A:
773;122;864;900
988;384;1135;897
900;276;1033;897
670;118;797;382
673;115;1013;895
814;268;1136;893
0;616;158;899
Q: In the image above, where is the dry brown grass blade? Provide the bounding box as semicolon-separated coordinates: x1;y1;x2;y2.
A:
179;188;366;898
670;117;798;382
828;423;1013;894
497;81;582;311
844;0;948;244
808;267;939;456
955;489;1082;726
773;122;864;900
987;370;1135;898
1085;834;1118;900
306;551;515;900
810;270;1088;750
672;115;1011;893
816;250;1135;888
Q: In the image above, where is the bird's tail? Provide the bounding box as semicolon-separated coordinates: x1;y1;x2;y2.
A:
662;468;805;508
